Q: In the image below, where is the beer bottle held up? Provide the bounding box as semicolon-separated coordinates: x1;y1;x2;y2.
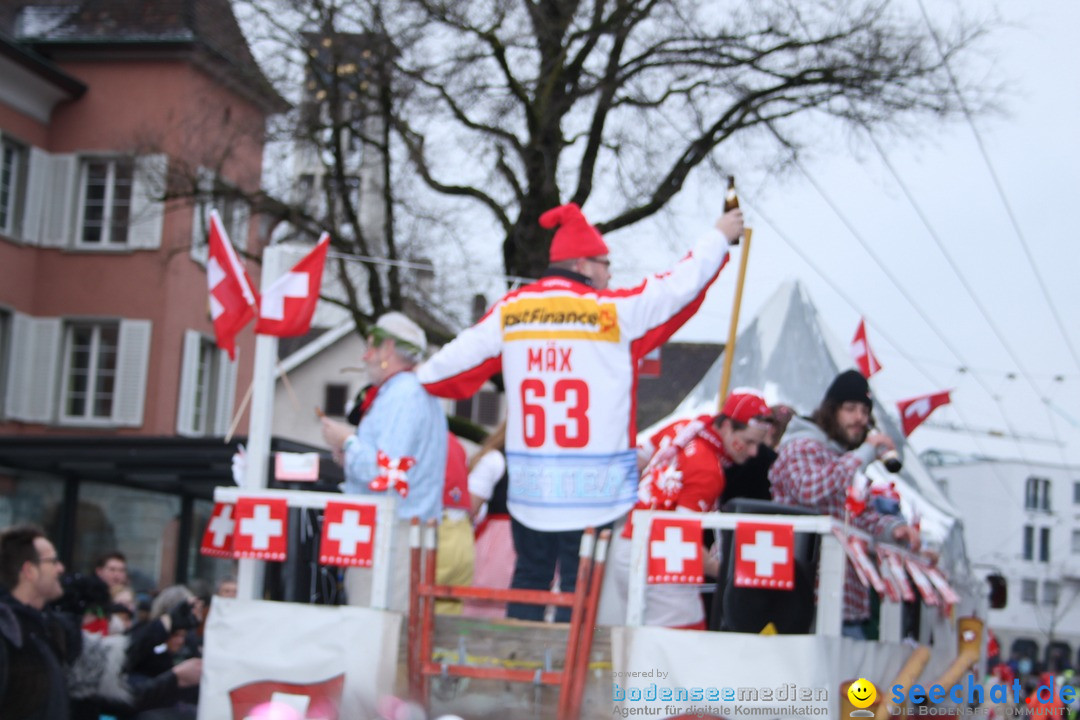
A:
723;175;740;245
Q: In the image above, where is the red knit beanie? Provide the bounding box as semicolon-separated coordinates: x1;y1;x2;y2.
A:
540;203;610;263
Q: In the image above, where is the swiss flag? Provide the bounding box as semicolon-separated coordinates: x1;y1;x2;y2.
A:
229;674;345;720
904;557;940;606
850;318;882;378
233;497;289;561
319;501;376;567
255;234;330;337
924;565;960;607
734;522;795;590
877;546;916;602
647;517;704;584
207;210;259;360
200;502;236;559
897;390;951;437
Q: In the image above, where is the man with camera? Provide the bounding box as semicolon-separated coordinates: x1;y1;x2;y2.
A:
1;524;80;719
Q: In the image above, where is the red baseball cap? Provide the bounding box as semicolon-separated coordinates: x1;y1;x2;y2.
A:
719;388;772;425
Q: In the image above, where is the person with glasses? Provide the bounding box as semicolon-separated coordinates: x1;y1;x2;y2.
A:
0;524;77;719
602;390;774;629
418;201;743;621
320;311;448;612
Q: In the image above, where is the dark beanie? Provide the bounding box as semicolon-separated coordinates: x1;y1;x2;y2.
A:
824;369;873;408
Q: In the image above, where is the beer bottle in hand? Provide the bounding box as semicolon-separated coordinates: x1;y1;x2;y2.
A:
723;175;740;245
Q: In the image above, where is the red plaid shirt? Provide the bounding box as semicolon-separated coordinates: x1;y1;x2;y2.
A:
769;434;901;622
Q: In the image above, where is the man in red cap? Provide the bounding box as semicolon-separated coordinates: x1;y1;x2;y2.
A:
769;369;919;638
602;389;774;628
419;201;743;621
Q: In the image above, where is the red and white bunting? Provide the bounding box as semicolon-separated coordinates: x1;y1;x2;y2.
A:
319;501;377;568
233;497;289;561
924;565;961;607
647;517;704;584
897;390;952;437
734;521;795;591
254;234;330;338
832;529;885;593
873;548;902;603
877;546;916;602
904;557;940;606
851;318;882;378
200;502;236;558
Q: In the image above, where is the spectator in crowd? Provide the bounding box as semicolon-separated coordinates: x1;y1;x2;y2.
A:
95;552;129;592
602;390;773;628
321;312;448;612
462;422;515;619
418;202;744;621
769;369;919;639
0;524;80;720
124;585;204;719
719;404;794;504
214;576;237;599
436;432;476;614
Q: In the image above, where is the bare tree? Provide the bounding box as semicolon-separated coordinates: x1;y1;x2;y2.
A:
232;0;994;319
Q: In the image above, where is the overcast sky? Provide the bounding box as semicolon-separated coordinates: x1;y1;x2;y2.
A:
601;0;1080;468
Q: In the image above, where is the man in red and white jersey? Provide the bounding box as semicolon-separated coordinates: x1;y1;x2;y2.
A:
418;202;743;620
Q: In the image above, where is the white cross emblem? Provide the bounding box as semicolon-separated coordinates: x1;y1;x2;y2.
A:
327;509;372;556
208;256;226;320
741;529;789;577
240;504;283;550
650;525;697;574
852;338;867;360
208;505;234;547
261;271;309;320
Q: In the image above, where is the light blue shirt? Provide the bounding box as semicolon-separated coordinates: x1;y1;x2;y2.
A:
343;371;448;522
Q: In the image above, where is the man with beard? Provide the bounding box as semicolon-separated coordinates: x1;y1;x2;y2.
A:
769;370;919;639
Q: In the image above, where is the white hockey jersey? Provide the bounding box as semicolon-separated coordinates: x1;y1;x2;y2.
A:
418;235;731;531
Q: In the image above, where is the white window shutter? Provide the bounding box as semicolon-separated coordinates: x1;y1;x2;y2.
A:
40;154;77;248
16;317;61;423
128;154;167;249
22;147;50;246
176;329;201;436
4;312;32;418
233;202;251;252
112;319;152;426
212;349;238;436
190;167;213;265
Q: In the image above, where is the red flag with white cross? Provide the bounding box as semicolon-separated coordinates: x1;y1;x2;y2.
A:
897;390;951;437
735;521;795;590
319;501;377;567
254;234;330;337
228;674;345;720
206;210;259;360
850;318;882;378
200;502;235;559
647;517;704;584
233;497;289;561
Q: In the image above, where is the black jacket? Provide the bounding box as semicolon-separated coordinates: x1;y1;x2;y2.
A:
0;591;80;720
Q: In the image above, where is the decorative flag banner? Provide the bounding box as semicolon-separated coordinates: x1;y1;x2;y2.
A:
735;522;795;590
873;547;903;603
206;209;259;360
647;517;704;584
228;675;345;720
851;318;882;378
274;452;320;482
877;546;916;602
255;233;330;338
369;451;416;498
897;390;952;437
319;502;377;567
233;497;289;561
904;557;940;606
832;529;885;593
200;502;235;558
924;565;961;606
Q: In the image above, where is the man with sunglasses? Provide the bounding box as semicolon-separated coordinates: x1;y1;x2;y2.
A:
1;525;78;719
419;201;743;621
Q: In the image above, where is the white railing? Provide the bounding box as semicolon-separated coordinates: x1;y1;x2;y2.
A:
626;509;919;641
213;486;398;609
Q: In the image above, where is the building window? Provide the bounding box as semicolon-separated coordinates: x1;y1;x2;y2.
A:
1;137;28;237
191;338;221;435
1043;581;1060;606
191;173;250;263
324;383;348;417
1072;529;1080;555
177;329;236;437
1025;476;1051;512
1023;525;1034;561
1039;527;1051;563
454;389;503;428
1074;481;1080;504
1021;579;1037;604
60;321;119;421
79;158;134;246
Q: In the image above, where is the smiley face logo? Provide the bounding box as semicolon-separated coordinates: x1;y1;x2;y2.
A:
847;678;877;709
